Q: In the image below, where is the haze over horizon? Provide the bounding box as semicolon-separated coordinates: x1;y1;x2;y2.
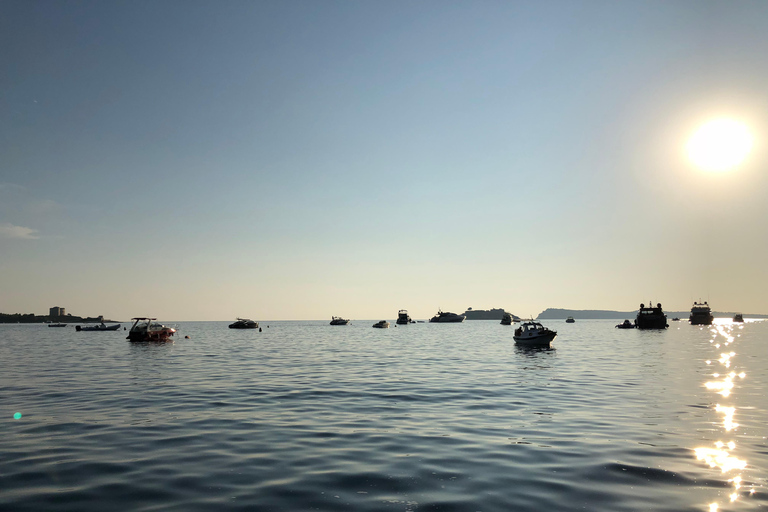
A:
2;1;767;321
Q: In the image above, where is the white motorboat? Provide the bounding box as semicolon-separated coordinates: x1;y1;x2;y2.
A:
330;316;350;325
513;321;557;346
372;320;390;328
127;317;176;342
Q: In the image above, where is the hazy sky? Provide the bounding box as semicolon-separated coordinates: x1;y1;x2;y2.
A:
2;0;767;320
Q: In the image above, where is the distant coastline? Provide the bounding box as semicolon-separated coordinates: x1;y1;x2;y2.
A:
0;313;118;324
537;308;768;320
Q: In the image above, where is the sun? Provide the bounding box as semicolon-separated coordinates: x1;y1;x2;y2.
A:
687;119;753;171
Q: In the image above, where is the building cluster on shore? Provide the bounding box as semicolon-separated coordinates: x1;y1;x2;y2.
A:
0;305;112;325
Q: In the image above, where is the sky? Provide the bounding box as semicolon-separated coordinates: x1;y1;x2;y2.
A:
2;0;768;321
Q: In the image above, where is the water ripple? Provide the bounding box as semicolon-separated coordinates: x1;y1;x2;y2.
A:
2;320;768;511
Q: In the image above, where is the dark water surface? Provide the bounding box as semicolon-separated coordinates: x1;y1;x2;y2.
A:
2;319;767;511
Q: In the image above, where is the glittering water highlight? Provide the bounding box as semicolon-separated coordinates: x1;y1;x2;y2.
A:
696;319;765;510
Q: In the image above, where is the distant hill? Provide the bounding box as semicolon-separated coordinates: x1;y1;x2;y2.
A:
537;308;768;320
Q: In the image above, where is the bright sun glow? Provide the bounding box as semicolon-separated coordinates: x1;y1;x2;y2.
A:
687;119;753;171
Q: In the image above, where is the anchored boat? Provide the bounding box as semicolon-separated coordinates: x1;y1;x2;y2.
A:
372;320;390;328
127;318;176;342
229;318;259;329
689;301;714;325
330;316;350;325
513;321;557;346
396;310;414;324
76;323;121;332
429;311;465;323
635;303;668;329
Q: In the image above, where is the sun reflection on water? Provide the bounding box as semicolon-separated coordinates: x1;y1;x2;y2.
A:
695;319;759;510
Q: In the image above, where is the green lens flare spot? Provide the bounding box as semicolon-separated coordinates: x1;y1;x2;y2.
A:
13;412;22;420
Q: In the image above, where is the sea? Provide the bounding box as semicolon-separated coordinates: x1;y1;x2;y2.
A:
1;319;767;512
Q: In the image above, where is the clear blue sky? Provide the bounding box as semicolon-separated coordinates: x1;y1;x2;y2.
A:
2;0;767;320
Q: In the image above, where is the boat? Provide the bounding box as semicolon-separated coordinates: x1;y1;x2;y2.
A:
372;320;390;328
615;319;634;329
635;303;668;329
429;311;466;323
396;310;414;324
76;322;121;332
671;318;680;322
229;318;259;329
500;312;514;325
733;313;744;323
126;317;176;342
513;321;557;346
330;316;350;325
689;301;714;325
48;323;67;327
565;316;575;323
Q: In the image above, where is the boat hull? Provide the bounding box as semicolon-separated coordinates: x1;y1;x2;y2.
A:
636;316;668;329
513;332;557;346
127;331;175;342
229;323;258;329
689;313;713;325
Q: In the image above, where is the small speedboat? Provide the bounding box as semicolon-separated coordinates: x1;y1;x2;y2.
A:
127;317;176;342
616;319;635;329
500;312;514;325
48;323;67;327
76;323;121;332
513;321;557;346
429;311;465;323
733;314;744;323
565;316;575;323
372;320;390;328
229;318;259;329
330;316;350;325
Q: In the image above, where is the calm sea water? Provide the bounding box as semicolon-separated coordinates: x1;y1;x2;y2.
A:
2;319;767;511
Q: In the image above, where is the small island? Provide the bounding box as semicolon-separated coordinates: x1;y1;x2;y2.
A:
463;307;521;321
